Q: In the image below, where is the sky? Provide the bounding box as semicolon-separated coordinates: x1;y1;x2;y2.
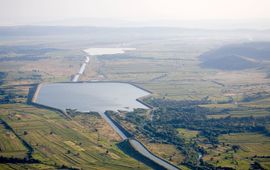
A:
0;0;270;27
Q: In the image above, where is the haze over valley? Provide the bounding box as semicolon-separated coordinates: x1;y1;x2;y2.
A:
0;0;270;170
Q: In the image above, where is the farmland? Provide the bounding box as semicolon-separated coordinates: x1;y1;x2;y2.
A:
0;104;149;169
203;133;270;169
0;27;270;169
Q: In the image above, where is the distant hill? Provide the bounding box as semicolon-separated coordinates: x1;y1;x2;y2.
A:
200;42;270;70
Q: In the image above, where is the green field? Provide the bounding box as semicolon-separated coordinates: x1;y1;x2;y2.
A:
0;122;28;159
177;128;199;142
0;104;149;169
202;133;270;169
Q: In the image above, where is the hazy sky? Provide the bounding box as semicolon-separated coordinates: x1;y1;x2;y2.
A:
0;0;270;26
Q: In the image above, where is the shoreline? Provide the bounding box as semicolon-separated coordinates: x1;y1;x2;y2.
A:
28;83;71;120
31;80;153;110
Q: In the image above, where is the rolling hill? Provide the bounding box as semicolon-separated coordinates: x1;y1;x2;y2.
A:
200;42;270;71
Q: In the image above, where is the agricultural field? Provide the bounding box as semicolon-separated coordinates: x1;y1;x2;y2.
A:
203;133;270;169
0;121;28;159
176;128;270;169
97;42;270;103
1;27;270;169
0;104;149;169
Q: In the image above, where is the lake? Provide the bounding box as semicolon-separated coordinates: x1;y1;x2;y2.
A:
35;82;150;113
83;48;135;56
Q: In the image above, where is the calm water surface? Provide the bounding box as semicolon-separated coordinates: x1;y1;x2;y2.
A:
36;82;149;112
84;48;135;56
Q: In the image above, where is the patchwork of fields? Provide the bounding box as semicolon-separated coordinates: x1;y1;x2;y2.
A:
0;27;270;169
0;104;148;169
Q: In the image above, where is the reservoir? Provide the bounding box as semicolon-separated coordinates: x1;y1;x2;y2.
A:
84;48;135;55
35;82;150;113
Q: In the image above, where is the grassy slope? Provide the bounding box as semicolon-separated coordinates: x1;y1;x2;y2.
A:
0;123;28;159
0;104;149;169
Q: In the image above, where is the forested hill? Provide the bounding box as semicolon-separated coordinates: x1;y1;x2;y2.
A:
199;42;270;70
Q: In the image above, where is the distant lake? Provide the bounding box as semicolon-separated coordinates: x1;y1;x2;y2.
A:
35;82;150;113
84;48;135;56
